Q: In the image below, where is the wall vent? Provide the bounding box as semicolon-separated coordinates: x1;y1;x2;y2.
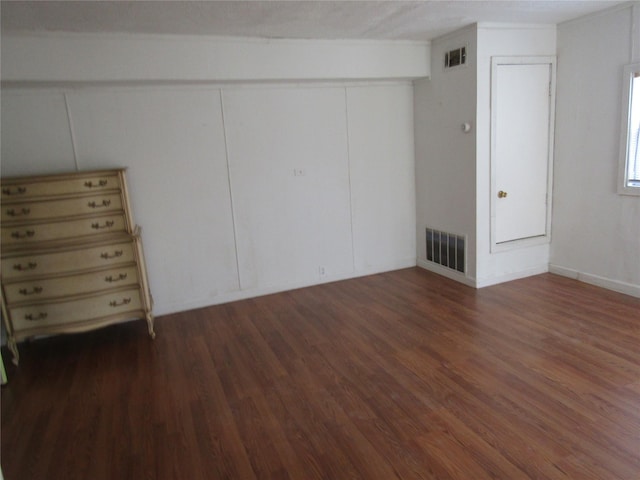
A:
444;46;466;69
426;228;465;273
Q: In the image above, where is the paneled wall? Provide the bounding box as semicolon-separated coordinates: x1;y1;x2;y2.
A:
551;4;640;297
223;87;354;290
1;83;417;314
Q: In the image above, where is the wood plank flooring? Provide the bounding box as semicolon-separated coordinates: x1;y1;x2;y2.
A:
2;268;640;479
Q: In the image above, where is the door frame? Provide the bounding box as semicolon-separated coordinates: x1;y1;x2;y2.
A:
490;56;556;253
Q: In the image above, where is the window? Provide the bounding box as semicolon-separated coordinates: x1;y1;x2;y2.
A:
618;62;640;195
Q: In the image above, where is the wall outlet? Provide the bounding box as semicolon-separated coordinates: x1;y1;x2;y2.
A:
319;266;326;278
293;168;305;177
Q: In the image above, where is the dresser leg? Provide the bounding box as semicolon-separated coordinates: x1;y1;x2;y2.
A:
146;314;156;339
8;337;19;366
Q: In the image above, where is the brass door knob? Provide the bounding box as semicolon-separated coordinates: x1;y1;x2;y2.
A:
498;190;508;198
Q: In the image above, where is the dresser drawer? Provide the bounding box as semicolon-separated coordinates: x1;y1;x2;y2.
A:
2;193;123;223
9;288;144;332
2;214;127;246
2;241;136;280
3;265;139;304
1;169;154;365
1;172;122;200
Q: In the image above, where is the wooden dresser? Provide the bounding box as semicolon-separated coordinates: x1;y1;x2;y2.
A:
1;169;154;364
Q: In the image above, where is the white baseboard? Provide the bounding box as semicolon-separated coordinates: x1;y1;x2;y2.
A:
154;257;418;316
154;261;639;317
417;261;640;298
417;259;550;289
475;265;549;288
549;264;640;298
416;259;476;287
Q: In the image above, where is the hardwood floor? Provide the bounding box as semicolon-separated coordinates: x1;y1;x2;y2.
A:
2;268;640;479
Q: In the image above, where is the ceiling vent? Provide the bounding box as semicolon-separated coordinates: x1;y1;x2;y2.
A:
444;46;466;69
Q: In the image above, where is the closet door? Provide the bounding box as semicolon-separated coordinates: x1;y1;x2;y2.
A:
491;57;555;247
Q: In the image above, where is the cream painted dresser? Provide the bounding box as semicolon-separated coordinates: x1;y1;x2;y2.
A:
1;169;154;364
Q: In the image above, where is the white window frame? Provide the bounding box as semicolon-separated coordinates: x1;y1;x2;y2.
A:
618;62;640;196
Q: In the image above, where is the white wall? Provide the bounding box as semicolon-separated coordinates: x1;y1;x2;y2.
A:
414;26;478;284
1;34;419;315
347;86;416;272
223;86;354;290
65;89;241;312
415;23;556;287
551;4;640;297
1;32;429;83
475;24;557;286
1;92;76;175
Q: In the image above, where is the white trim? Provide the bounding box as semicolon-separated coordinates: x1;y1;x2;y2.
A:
153;258;418;316
218;89;242;291
475;265;549;288
549;264;640;298
489;55;556;251
63;93;80;171
418;257;550;290
491;235;551;253
617;62;640;196
417;259;477;288
343;87;357;273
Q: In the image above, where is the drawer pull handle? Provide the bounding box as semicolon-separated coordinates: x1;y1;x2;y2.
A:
19;287;43;296
109;298;131;307
6;208;31;217
84;180;108;189
91;221;115;230
13;262;37;271
11;230;35;239
2;186;27;196
87;200;111;209
100;250;123;260
105;273;127;283
25;312;48;321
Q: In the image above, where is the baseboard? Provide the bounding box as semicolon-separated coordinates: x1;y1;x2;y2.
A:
416;259;477;287
417;259;551;289
549;264;640;298
474;265;550;288
154;257;418;316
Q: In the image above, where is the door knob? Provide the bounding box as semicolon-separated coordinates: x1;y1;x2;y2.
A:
498;190;508;198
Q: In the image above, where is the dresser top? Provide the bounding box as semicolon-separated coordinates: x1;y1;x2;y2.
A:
1;168;127;185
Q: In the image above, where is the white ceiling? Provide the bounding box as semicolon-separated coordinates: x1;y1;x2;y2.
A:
0;1;625;41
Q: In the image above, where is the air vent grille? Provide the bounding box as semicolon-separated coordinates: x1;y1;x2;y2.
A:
426;228;465;273
444;46;466;69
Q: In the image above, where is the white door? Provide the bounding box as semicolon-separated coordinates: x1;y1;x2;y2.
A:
492;59;554;245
